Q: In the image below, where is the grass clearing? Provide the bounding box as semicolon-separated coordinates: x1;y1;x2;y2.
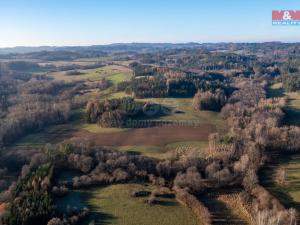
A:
61;184;198;225
48;65;132;82
106;73;131;84
81;124;129;134
260;153;300;210
137;97;227;134
108;91;131;99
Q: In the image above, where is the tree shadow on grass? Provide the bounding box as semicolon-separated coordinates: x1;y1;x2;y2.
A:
81;190;117;225
268;188;300;210
284;107;300;127
155;193;175;199
154;199;178;206
259;153;300;211
125;150;141;155
267;87;285;98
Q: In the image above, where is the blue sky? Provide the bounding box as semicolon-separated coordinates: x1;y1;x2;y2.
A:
0;0;300;47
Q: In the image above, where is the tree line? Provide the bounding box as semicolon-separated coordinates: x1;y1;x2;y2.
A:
121;73;233;99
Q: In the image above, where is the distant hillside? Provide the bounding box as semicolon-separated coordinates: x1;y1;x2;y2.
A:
0;43;203;55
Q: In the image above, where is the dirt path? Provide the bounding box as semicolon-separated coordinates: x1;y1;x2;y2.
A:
73;125;214;146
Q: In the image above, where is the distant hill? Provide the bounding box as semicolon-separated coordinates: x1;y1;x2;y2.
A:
0;43;203;55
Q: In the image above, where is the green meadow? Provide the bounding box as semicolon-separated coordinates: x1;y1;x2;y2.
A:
58;184;198;225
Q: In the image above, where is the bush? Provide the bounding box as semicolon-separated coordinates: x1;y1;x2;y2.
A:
65;70;84;76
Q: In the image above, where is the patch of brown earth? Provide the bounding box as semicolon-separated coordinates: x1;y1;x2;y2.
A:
73;125;215;146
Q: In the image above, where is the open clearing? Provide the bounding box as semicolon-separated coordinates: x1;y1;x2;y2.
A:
58;184;198;225
135;97;226;134
259;153;300;210
48;64;132;82
73;124;214;146
13;96;221;157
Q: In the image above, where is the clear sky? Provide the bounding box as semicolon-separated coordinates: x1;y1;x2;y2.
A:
0;0;300;47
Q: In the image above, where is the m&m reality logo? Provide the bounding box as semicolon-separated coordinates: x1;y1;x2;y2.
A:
272;10;300;25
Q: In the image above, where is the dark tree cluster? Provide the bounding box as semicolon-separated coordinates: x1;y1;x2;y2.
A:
125;76;168;98
138;50;256;72
193;90;226;112
1;164;54;225
124;72;233;98
86;97;150;127
7;61;41;72
0;80;17;111
64;70;84;76
129;62;161;77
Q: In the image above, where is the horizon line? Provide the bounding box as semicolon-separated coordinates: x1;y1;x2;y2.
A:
0;41;299;49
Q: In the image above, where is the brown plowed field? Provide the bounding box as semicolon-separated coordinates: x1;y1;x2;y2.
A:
73;125;215;146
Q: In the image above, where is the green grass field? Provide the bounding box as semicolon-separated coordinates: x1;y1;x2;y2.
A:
81;124;129;134
137;97;227;134
103;94;226;133
48;65;132;82
61;184;198;225
106;73;131;84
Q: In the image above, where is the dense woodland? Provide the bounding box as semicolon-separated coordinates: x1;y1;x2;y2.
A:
0;43;300;225
121;71;233;99
86;97;144;127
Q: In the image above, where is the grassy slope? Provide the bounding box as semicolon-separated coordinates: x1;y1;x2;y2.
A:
100;96;225;157
48;65;132;83
103;95;226;134
137;97;227;134
80;184;198;225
